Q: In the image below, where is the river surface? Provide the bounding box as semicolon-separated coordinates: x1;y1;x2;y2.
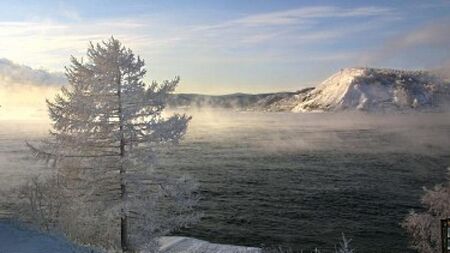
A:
1;111;450;252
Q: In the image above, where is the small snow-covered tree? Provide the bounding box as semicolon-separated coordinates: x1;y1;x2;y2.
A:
28;37;198;252
335;233;354;253
402;168;450;253
5;175;67;232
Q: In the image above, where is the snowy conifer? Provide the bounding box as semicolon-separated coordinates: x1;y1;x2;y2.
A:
28;37;198;252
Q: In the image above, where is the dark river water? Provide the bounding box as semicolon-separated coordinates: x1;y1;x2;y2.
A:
157;110;450;252
1;111;450;252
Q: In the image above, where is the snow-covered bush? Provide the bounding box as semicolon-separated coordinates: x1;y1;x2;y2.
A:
13;37;200;252
402;168;450;253
262;233;354;253
335;233;354;253
7;175;67;232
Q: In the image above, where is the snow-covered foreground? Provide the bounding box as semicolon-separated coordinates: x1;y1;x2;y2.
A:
0;221;93;253
0;221;261;253
159;236;261;253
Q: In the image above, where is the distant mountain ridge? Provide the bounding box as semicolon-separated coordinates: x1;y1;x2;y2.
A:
167;90;312;111
168;67;450;112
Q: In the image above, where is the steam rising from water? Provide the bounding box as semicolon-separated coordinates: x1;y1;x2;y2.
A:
157;109;450;251
2;109;449;190
0;120;50;190
174;109;450;155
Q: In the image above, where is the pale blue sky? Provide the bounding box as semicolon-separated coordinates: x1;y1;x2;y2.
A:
0;0;449;94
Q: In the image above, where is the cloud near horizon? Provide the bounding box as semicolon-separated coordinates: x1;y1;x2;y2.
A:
0;58;66;87
0;58;65;120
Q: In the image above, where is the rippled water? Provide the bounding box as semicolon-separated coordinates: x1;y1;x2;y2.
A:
157;110;450;252
1;111;450;252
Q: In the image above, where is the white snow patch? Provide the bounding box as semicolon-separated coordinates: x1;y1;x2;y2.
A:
159;236;261;253
0;221;261;253
0;221;93;253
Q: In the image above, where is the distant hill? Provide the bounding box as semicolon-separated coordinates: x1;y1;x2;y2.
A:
168;67;450;112
166;90;312;111
291;67;450;112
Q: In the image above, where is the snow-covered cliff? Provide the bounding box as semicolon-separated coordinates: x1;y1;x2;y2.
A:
291;67;449;112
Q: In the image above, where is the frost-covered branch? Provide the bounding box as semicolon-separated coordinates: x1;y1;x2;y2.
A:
402;168;450;253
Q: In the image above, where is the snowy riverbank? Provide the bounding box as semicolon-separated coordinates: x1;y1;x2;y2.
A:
159;236;261;253
0;222;92;253
0;221;261;253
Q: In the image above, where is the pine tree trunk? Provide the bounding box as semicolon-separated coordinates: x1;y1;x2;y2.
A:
120;143;128;252
117;71;129;252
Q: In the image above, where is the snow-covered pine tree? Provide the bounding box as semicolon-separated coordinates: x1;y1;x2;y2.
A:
29;37;198;252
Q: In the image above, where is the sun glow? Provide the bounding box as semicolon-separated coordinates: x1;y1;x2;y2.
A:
0;83;58;120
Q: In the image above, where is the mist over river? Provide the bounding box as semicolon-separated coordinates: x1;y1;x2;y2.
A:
1;110;450;252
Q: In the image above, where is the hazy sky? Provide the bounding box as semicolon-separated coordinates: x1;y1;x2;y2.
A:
0;0;449;96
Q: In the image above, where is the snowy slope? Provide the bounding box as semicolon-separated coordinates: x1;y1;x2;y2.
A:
159;236;261;253
292;67;450;112
0;221;261;253
0;221;93;253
